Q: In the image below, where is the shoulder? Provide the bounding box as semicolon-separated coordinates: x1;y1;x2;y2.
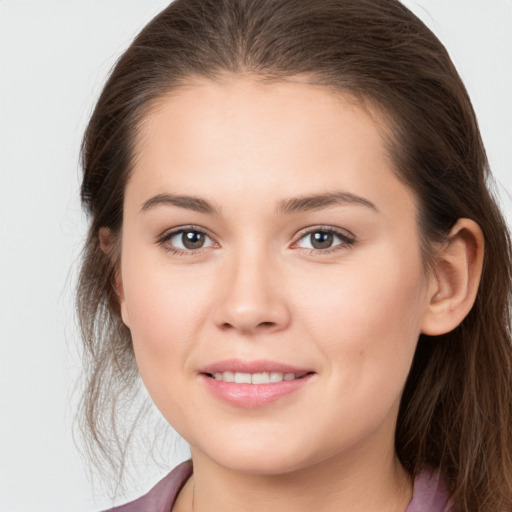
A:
405;468;453;512
103;460;193;512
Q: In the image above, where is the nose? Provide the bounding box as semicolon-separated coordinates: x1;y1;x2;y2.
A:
212;250;291;335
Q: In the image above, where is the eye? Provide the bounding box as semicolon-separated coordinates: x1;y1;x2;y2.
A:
158;227;216;253
294;227;355;252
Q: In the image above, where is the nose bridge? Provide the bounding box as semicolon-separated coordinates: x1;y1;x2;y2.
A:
213;239;290;334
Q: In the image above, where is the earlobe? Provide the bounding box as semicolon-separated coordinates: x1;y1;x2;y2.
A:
99;227;130;327
421;218;484;336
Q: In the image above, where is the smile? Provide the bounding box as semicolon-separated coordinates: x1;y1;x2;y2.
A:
199;360;315;408
207;371;309;384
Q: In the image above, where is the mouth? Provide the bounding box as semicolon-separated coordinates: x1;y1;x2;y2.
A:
204;371;312;384
199;359;315;408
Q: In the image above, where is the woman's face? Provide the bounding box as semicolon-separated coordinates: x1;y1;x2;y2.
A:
118;77;434;475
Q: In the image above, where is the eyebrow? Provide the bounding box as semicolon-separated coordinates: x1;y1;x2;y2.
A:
277;191;378;214
140;193;222;215
140;191;377;216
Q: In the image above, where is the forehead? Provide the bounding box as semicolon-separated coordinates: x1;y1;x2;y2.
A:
128;76;415;220
137;75;391;159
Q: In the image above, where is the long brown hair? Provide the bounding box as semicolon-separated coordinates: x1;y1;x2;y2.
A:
77;0;512;509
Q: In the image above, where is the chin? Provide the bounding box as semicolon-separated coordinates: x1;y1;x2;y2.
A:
217;452;311;476
192;432;326;476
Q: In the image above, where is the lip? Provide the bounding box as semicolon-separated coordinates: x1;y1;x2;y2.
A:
199;359;315;408
199;358;312;375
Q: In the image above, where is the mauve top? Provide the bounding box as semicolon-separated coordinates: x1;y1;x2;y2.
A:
106;461;452;512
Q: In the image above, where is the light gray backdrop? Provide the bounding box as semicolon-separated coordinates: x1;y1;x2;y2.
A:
0;1;511;511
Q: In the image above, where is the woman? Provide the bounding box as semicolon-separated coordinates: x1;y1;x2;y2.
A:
77;0;512;510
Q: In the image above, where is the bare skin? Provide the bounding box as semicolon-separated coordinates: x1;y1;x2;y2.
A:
109;76;483;512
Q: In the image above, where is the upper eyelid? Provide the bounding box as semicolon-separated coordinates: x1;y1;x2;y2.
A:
159;224;212;238
156;224;355;249
294;225;356;241
291;226;357;254
157;225;218;246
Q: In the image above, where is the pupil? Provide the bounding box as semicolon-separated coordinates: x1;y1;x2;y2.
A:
311;231;333;249
182;231;204;249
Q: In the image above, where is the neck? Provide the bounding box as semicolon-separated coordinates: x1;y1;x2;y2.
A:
176;440;412;512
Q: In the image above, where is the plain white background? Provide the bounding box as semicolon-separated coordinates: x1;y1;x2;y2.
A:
0;1;511;511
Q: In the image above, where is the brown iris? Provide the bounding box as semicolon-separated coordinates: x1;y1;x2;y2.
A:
182;230;205;249
310;231;334;249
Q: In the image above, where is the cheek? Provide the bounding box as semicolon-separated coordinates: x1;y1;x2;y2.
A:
294;247;426;369
291;249;426;438
119;246;215;374
119;261;215;422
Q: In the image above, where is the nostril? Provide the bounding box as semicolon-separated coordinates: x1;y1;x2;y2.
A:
219;320;277;332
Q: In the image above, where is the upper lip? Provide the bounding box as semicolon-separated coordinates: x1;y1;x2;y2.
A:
199;359;313;375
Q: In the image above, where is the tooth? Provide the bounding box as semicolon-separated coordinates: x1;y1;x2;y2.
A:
235;372;252;384
223;371;235;382
269;372;284;383
251;372;270;384
213;371;299;384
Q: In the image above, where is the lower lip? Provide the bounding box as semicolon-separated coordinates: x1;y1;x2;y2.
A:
201;374;314;408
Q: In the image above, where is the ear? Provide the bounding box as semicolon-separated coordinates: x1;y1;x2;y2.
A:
421;218;484;336
99;227;129;327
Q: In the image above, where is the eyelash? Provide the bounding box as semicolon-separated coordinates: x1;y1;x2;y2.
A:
156;225;217;256
156;225;356;256
292;225;356;256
